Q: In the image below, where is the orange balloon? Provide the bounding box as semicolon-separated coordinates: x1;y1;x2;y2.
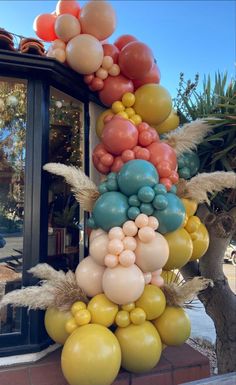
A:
119;41;154;80
133;63;161;90
99;75;134;107
114;34;138;51
55;14;81;42
33;13;57;42
56;0;80;17
80;1;116;41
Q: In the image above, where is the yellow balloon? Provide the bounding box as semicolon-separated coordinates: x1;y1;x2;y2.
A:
96;109;114;138
44;307;71;344
135;284;166;320
185;215;201;233
87;293;118;327
115;321;162;373
153;110;180;134
74;309;91;326
115;310;130;328
125;107;135;117
62;324;121;385
130;307;146;325
122;92;135;107
164;228;193;270
121;302;135;312
112;101;125;114
181;198;198;217
189;223;209;261
161;270;180;284
130;114;142;125
71;301;86;316
116;111;129;119
153;306;191;346
134;84;172;125
65;317;78;334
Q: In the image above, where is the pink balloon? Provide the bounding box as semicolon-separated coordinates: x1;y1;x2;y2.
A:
123;236;137;251
108;227;125;240
135;214;149;228
135;233;169;272
119;250;136;267
89;77;104;92
104;254;119;268
151;275;164;287
55;14;81;42
108;239;124;255
122;221;138;237
102;264;145;304
89;233;109;265
143;272;152;284
99;75;134;107
152;269;162;277
75;256;105;297
133;63;161;91
138;227;156;243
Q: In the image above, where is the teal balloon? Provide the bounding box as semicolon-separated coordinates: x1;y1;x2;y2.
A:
153;183;167;195
98;183;108;194
93;192;129;231
138;186;155;203
106;178;118;191
128;195;141;207
117;160;158;196
179;167;191;179
87;217;96;229
178;152;200;179
153;194;168;210
107;172;117;180
153;193;185;234
140;203;154;215
128;206;140;220
170;185;177;194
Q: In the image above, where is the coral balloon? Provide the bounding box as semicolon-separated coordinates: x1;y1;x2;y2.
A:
80;1;116;41
135;284;166;320
148;141;177;173
33;13;57;42
102;264;145;305
55;14;81;42
135;232;169;272
103;44;120;63
133;63;161;90
99;75;134;107
119;41;154;80
44;307;71;344
115;322;162;373
89;233;109;265
66;34;103;75
102;116;138;155
114;34;138;51
75;256;105;297
134;84;172;125
56;0;80;17
88;294;118;327
62;324;121;385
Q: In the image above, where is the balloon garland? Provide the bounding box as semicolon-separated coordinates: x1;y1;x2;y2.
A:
1;2;236;385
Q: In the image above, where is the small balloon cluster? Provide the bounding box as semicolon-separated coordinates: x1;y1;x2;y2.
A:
178;151;200;179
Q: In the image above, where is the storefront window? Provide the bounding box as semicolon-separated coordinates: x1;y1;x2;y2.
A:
0;78;27;334
47;88;84;271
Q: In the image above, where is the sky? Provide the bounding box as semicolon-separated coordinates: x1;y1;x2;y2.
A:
0;0;235;97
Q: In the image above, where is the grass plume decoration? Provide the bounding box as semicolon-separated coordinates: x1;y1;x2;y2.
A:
43;163;100;212
164;119;214;155
177;171;236;204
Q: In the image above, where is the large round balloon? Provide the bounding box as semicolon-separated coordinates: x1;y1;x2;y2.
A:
87;293;118;327
103;44;120;63
114;34;138;51
99;75;134;107
89;233;109;265
117;159;158;196
135;285;166;320
33;13;57;42
55;14;81;42
164;228;193;270
118;41;154;80
134;84;172;125
62;324;121;385
135;232;169;272
133;63;161;90
56;0;80;17
66;34;103;75
75;256;105;297
102;116;138;155
153;306;191;346
44;307;71;344
92;191;129;231
153;193;185;234
115;321;162;373
102;264;145;305
80;1;116;41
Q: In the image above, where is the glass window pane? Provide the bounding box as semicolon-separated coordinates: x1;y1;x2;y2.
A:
47;88;84;272
0;78;27;334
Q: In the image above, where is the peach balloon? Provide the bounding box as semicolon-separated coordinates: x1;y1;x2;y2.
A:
80;1;116;41
109;227;125;241
89;233;109;265
138;227;155;243
75;256;105;297
102;56;114;70
66;34;104;75
123;236;137;251
148;216;159;230
143;272;152;284
152;269;162;277
89;228;106;243
52;39;66;49
55;14;81;42
123;221;138;237
151;275;164;287
135;233;169;272
109;64;120;77
105;254;119;268
108;239;124;255
56;0;80;17
119;250;136;267
135;214;149;228
102;264;145;305
96;68;108;80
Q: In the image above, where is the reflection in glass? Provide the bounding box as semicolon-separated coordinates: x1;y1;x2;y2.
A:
0;78;27;334
47;88;84;272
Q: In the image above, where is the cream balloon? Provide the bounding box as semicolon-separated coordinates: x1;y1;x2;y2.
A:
102;264;145;305
89;228;106;243
80;1;116;41
50;48;66;63
75;256;105;297
135;233;169;272
51;39;66;49
66;34;104;75
89;233;109;266
55;14;81;42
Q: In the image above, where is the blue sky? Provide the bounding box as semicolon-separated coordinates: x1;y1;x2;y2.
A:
0;0;235;97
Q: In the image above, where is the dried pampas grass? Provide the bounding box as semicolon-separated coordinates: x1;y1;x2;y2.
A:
177;172;236;204
0;264;88;312
164;119;213;155
43;163;99;212
163;276;213;308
